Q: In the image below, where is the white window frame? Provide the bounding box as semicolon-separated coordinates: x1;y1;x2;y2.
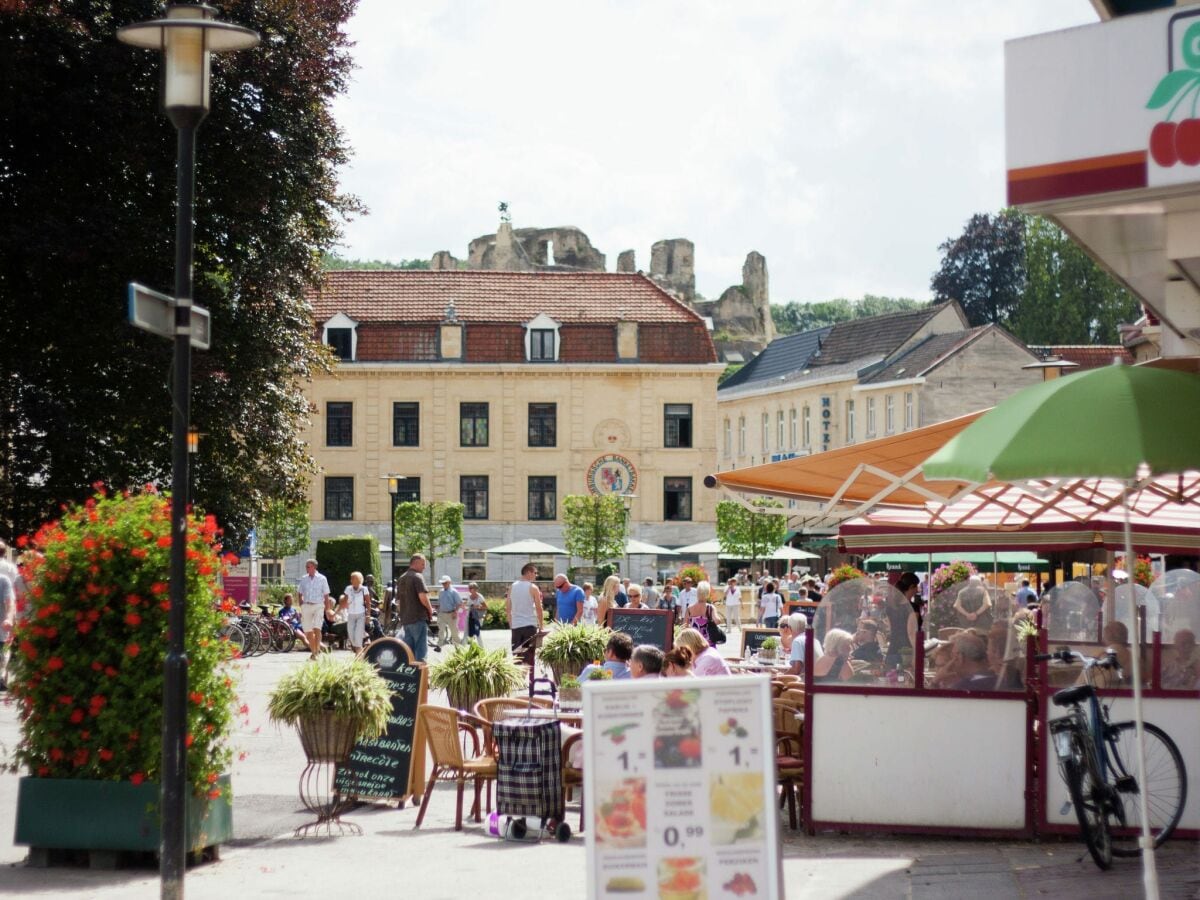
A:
885;394;895;435
523;312;562;362
788;408;797;449
723;418;732;458
904;391;914;430
761;413;770;453
738;416;746;455
322;311;359;361
866;397;876;437
846;400;856;443
776;410;785;448
802;406;811;448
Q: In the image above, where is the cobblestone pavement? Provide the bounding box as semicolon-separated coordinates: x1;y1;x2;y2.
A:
0;631;1196;899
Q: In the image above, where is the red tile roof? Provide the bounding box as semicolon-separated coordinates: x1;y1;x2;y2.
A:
1033;345;1133;369
311;270;707;326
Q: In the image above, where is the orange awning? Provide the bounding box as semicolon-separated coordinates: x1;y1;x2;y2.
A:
707;412;985;516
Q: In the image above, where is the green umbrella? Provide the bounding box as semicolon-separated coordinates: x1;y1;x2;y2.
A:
922;362;1200;896
923;363;1200;482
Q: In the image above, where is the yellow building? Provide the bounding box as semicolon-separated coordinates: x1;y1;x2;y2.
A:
302;268;723;581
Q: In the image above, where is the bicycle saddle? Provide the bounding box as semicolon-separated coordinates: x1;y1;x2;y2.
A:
1052;683;1094;707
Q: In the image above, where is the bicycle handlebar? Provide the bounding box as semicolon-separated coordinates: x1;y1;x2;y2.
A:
1034;648;1120;669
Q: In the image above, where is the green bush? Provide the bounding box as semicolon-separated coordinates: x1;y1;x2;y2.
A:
315;535;383;598
257;583;294;609
482;599;508;630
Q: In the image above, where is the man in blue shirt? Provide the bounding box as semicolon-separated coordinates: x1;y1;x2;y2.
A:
553;572;585;624
436;574;463;646
578;633;633;680
1015;579;1038;607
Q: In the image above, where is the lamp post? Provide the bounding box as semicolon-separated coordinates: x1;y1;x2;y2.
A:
118;8;257;899
385;476;405;632
619;493;637;578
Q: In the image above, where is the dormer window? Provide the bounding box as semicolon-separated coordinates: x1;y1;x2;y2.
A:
524;313;561;362
322;312;358;361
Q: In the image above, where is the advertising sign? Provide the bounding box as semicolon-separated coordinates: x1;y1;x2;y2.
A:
584;676;782;900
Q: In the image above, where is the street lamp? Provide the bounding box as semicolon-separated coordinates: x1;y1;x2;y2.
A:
619;493;637;578
384;475;407;631
118;7;257;899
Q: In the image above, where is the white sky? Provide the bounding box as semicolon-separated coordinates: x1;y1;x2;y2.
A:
331;1;1097;305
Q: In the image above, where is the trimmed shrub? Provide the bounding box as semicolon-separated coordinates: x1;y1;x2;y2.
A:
315;535;383;598
482;599;508;630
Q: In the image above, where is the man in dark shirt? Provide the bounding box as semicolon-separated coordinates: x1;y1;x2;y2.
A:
396;553;434;661
851;620;883;663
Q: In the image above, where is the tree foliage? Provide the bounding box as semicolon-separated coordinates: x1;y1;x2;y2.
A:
321;252;429;270
0;1;360;544
255;498;311;562
393;501;465;579
716;498;788;571
930;211;1027;327
561;494;628;568
772;296;925;336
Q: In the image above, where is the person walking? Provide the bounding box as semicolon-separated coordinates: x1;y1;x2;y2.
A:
339;571;370;653
722;577;743;631
581;582;599;624
298;558;333;660
436;574;463;646
506;562;544;657
396;554;435;662
465;582;487;643
553;572;585;624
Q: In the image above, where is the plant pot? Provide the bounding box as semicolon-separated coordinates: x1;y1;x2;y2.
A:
758;649;777;661
546;660;588;686
558;686;582;706
14;774;233;854
297;710;359;763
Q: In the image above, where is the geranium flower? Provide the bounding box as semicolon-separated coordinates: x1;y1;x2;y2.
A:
130;773;144;785
124;644;140;658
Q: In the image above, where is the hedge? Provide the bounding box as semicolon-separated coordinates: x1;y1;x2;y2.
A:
315;535;383;599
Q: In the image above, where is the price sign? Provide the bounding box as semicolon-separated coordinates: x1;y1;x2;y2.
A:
583;675;781;899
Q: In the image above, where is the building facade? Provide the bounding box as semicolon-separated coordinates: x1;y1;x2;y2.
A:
301;265;723;582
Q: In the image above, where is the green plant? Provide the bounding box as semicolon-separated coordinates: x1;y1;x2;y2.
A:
428;642;526;711
393;500;464;579
587;668;613;681
676;564;709;585
266;655;392;741
257;583;295;608
10;487;239;797
482;599;508;630
1014;616;1039;642
760;636;780;651
716;498;787;572
561;494;627;569
316;535;383;598
825;564;867;590
538;623;611;669
559;675;581;690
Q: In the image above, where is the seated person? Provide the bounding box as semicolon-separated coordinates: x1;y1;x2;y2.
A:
1162;628;1199;689
630;644;664;678
811;629;854;683
949;632;995;691
1083;620;1140;688
663;645;694;677
675;628;731;676
926;639;958;688
986;621;1024;691
579;633;633;680
784;614;823;676
851;620;883;663
278;594;304;641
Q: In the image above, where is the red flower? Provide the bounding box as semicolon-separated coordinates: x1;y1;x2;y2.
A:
90;661;103;671
69;709;84;724
124;612;142;627
185;734;194;748
37;766;49;776
189;691;204;705
86;609;100;622
105;666;118;678
89;695;106;710
49;748;64;762
151;582;168;596
130;772;144;785
16;535;28;548
19;640;36;660
46;656;63;671
81;537;98;551
125;643;140;658
99;748;113;762
157;535;172;548
125;594;141;607
57;695;73;706
238;704;249;716
77;621;92;634
207;789;221;800
130;547;147;559
206;772;218;784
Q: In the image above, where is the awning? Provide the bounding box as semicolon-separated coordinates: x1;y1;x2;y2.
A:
863;551;1048;573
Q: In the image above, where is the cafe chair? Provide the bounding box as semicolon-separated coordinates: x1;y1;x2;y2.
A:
775;730;805;831
414;705;498;831
561;732;585;832
473;697;542;723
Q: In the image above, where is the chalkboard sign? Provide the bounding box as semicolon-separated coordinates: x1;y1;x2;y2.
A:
335;638;428;802
784;600;820;622
606;607;674;651
740;626;780;656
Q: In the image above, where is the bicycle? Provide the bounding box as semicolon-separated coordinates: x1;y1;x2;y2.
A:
1037;648;1187;869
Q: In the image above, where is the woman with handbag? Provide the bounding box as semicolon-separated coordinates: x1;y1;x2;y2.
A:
685;581;726;646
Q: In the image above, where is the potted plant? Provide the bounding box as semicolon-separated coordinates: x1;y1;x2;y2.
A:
267;655;393;761
758;636;780;661
586;668;614;681
558;674;582;706
538;622;611;684
10;486;240;858
428;641;526;711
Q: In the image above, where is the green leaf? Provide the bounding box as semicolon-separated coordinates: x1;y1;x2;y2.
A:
1147;70;1200;109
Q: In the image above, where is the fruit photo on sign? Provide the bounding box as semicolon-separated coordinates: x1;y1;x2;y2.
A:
710;772;765;845
594;777;647;847
653;688;702;769
658;858;704;900
1147;19;1200;167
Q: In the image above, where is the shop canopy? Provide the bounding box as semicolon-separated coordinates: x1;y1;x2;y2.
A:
863;551;1048;573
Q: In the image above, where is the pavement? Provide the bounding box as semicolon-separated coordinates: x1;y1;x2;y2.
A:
0;629;1196;899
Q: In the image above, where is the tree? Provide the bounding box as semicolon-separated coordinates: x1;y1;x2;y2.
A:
0;2;360;544
255;499;311;578
561;494;628;570
931;211;1026;326
320;253;429;270
1011;214;1139;345
771;296;925;336
716;498;788;573
394;501;465;579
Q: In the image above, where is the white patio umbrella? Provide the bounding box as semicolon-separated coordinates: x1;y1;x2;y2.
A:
674;539;723;555
483;538;567;555
770;546;820;561
626;538;678;556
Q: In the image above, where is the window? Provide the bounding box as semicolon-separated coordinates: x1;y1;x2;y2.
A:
528;403;557;447
803;406;812;448
529;329;555;361
846;400;856;442
528;476;556;520
866;397;876;437
664;477;693;521
664;403;693;448
324;476;353;520
776;410;785;448
723;419;732;458
326;402;352;447
761;413;770;452
326;328;352;361
393;402;419;447
390;476;420;504
460;402;489;447
259;561;282;583
462;548;487;582
461;476;489;519
904;391;914;430
738;416;746;455
789;409;797;449
885;394;895;434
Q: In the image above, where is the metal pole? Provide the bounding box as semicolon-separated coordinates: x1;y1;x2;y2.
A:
162;111;202;900
389;491;397;631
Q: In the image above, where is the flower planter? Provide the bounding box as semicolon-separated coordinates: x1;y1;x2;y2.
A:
558;686;582;706
14;774;232;854
297;710;359;763
758;649;777;662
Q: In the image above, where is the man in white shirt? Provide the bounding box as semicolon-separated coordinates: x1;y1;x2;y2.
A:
676;577;697;618
298;558;332;660
506;562;544;660
785;614;823;676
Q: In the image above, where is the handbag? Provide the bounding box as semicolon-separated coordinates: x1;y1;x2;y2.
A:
705;604;727;645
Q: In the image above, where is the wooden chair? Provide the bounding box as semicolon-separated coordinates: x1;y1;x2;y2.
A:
776;689;805;712
773;674;802;686
938;627;964;641
562;732;585;832
414;705;498;831
775;734;805;830
473;697;540;723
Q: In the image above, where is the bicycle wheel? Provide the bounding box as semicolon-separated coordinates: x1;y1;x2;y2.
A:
1063;730;1113;870
1103;721;1187;855
219;623;247;657
266;618;293;652
252;620;272;656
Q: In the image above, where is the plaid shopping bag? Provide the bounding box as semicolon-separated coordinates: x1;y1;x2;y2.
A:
493;718;564;821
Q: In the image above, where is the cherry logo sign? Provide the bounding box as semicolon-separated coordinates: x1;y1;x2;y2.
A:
1149;18;1200;166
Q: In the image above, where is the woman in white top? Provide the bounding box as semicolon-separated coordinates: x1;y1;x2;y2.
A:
758;581;783;628
339;571;369;651
723;578;743;631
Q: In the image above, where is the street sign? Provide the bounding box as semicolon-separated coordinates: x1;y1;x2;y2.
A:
127;282;211;350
